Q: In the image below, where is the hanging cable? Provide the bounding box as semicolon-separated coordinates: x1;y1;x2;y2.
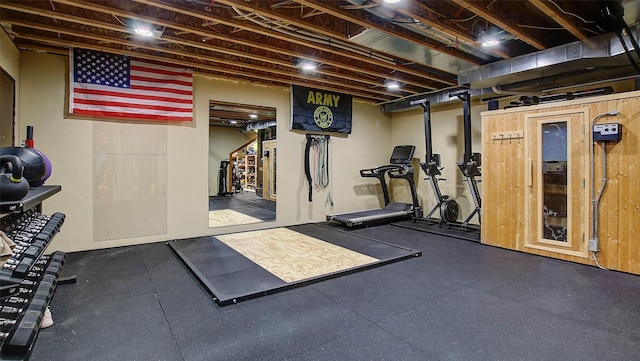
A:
326;136;334;208
312;137;330;189
305;134;330;202
304;136;313;202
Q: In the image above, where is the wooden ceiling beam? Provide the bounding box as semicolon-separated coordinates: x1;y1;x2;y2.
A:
214;0;487;69
449;0;547;50
3;16;419;94
131;0;456;85
10;25;394;103
395;0;511;59
527;0;588;40
10;27;401;101
4;1;438;91
0;1;127;34
292;0;485;67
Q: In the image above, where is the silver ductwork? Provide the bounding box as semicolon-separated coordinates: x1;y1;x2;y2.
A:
459;23;640;92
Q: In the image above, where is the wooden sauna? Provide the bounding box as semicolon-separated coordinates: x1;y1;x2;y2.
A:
481;90;640;274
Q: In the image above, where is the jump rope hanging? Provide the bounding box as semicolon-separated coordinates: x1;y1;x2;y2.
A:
304;134;330;202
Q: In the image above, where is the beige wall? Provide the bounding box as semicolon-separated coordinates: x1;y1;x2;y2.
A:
1;29;20;141
11;50;392;252
388;101;484;223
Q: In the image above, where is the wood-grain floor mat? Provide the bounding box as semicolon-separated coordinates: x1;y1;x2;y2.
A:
208;209;263;227
169;223;421;306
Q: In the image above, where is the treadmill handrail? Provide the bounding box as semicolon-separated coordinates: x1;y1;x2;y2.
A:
359;164;402;206
359;164;405;178
388;165;414;179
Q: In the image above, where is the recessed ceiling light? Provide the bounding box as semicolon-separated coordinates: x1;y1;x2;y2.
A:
134;27;154;37
482;39;499;47
297;59;318;71
383;0;402;3
385;81;400;90
249;114;258;119
230;120;237;124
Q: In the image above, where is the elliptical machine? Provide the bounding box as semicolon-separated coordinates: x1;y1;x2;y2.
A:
451;92;481;227
412;99;459;224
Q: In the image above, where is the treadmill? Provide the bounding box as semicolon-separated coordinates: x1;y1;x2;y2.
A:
326;145;421;227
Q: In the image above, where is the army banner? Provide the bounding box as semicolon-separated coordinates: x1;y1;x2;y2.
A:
290;85;352;134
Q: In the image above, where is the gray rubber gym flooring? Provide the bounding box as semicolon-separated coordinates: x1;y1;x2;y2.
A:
30;224;640;361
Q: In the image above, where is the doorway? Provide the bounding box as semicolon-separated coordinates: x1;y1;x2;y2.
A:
208;101;277;228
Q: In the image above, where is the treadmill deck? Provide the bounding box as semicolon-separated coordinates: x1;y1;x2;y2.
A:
327;203;413;227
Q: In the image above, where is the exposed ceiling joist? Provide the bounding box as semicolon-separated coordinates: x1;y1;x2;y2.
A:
0;0;633;104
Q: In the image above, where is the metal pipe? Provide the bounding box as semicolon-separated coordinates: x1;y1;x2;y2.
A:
594;142;608;244
589;110;620;267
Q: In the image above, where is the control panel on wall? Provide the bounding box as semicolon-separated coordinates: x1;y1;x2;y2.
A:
593;123;622;142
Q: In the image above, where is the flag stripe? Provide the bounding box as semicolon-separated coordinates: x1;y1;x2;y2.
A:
74;87;193;105
73;98;192;112
130;81;193;95
74;82;192;99
131;59;189;73
72;103;191;117
130;64;192;78
131;75;192;88
69;48;193;122
71;109;193;121
72;100;191;114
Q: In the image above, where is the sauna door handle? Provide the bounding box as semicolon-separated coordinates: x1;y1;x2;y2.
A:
527;158;533;187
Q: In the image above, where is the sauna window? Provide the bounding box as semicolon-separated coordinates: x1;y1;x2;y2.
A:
541;122;568;242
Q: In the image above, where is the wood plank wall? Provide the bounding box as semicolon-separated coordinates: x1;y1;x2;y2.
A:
481;90;640;274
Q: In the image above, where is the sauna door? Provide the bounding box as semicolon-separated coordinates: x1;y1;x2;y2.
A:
524;109;589;258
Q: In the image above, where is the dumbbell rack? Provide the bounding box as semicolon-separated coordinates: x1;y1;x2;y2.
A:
0;186;66;360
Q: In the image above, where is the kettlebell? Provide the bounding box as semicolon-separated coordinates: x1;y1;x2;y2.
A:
0;147;47;187
0;155;30;202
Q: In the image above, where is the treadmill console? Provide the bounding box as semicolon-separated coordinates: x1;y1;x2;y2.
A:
390;145;415;164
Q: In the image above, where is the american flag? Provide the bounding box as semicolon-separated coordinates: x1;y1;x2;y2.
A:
69;48;193;122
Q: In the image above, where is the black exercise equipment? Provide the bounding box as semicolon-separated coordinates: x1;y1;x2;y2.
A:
217;160;232;196
413;99;459;223
231;162;242;194
326;145;421;227
0;147;47;187
0;155;29;202
304;134;330;202
24;126;53;186
503;87;614;109
451;92;481;226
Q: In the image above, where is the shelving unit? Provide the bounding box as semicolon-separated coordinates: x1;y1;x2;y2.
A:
245;154;256;191
0;186;67;360
228;140;257;193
